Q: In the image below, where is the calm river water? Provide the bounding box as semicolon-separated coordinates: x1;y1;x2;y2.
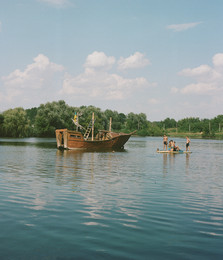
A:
0;137;223;260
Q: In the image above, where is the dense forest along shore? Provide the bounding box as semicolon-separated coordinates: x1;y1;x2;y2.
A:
0;100;223;139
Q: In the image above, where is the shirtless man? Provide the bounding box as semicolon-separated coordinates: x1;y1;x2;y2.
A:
186;136;191;151
163;135;168;150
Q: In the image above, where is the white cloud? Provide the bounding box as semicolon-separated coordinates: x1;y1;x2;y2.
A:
213;53;223;67
179;64;221;82
60;51;152;101
37;0;71;7
84;51;115;70
61;70;148;100
148;98;160;105
181;83;217;94
166;22;202;32
1;54;64;107
2;54;64;89
179;65;212;77
118;52;150;70
0;91;5;103
179;53;223;95
0;51;154;110
171;87;179;93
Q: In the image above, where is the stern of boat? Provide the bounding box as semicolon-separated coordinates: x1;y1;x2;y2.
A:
55;129;68;149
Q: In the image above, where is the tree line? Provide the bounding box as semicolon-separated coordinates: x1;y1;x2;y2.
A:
0;100;223;138
155;115;223;138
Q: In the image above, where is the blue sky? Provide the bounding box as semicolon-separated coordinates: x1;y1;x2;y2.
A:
0;0;223;121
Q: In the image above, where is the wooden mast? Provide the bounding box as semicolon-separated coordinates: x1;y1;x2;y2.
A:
92;112;94;141
76;114;79;131
109;117;112;132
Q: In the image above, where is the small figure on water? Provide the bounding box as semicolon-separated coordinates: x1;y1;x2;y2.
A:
169;140;173;150
168;140;173;150
174;141;180;151
163;134;168;150
186;136;191;151
170;140;180;151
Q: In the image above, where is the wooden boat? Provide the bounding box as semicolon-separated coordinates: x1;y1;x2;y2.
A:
55;113;135;151
55;129;134;150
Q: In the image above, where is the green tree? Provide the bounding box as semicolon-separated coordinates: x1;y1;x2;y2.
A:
147;122;164;136
125;112;149;135
2;108;31;137
202;125;215;138
137;113;148;130
26;107;38;125
161;118;177;129
177;117;201;132
211;115;223;132
104;110;126;131
0;114;4;136
34;100;76;137
78;105;104;134
126;112;147;131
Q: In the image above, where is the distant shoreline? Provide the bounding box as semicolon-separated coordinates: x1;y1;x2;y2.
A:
166;131;223;140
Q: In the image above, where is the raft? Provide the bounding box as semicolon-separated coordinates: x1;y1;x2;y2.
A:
157;150;192;154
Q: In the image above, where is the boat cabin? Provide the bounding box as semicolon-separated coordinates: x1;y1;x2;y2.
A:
56;129;84;149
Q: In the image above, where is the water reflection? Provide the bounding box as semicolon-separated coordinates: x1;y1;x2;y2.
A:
54;149;145;230
162;154;168;174
55;149;123;192
1;137;223;259
168;153;176;171
0;138;56;149
160;152;191;175
55;150;86;191
185;153;190;174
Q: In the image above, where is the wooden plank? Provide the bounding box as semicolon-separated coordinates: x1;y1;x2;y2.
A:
157;150;192;154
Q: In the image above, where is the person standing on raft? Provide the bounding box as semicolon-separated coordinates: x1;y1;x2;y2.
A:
186;136;191;151
163;135;168;150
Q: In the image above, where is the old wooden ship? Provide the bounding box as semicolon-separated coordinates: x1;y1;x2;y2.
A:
55;113;135;150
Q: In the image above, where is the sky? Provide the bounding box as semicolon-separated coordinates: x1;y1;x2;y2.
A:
0;0;223;121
